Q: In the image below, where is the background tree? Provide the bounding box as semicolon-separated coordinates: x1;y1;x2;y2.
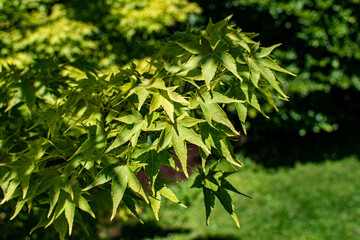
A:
191;0;360;166
0;0;201;69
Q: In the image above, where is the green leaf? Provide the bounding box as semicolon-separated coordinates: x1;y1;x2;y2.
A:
122;194;143;223
46;193;66;228
214;52;243;81
219;138;242;167
201;54;217;89
157;125;173;152
48;185;61;218
191;174;203;189
167;90;189;105
177;115;206;127
206;15;231;39
21;175;31;199
247;58;261;87
149;192;161;221
54;214;68;240
247;57;288;99
200;35;213;51
158;186;186;208
150;93;162;113
205;17;215;35
30;213;49;235
171;127;189;178
64;197;76;235
215;187;240;228
105;122;143;153
10;198;26;220
150;92;175;122
114;113;142;124
74;211;90;236
258;86;278;111
203;188;215;226
77;195;96;218
255;43;282;58
159;92;175;122
165;61;182;74
22;81;36;114
178;125;210;155
241;82;268;118
204;178;219;192
180;54;205;73
136;88;149;111
146;151;161;193
258;57;296;76
197;98;239;135
124;165;149;203
61;183;74;201
111;166;128;220
176;41;203;55
82;163;123;191
1;178;21;204
235;102;248;134
202;91;245;104
221;179;252;199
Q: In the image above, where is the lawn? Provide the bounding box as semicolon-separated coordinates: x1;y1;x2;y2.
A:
121;156;360;240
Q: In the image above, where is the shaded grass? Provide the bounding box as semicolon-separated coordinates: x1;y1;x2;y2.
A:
141;155;360;240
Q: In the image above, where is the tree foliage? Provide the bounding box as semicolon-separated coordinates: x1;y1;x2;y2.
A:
0;16;294;239
0;0;201;68
192;0;360;136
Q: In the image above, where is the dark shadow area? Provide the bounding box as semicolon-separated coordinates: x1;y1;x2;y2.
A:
234;88;360;167
193;235;238;240
118;221;191;240
190;0;300;47
192;0;360;167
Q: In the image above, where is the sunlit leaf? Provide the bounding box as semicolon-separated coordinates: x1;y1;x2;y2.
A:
214;52;243;81
201;54;217;89
255;43;282;58
149;192;161;220
77;195;96;218
10;198;26;220
48;185;61;218
171;127;189;178
197;98;239;135
111;166;128;220
258;57;296;76
64;198;76;235
82;163;123;191
158;186;186;208
124;165;149;203
247;57;288;99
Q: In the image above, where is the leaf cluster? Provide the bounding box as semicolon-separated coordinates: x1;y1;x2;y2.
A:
0;17;294;239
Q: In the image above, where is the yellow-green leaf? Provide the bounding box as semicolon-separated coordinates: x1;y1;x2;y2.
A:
111;166;128;220
201;54;217;89
77;195;96;219
171;128;189;178
149;192;161;221
64;198;76;235
214;52;242;81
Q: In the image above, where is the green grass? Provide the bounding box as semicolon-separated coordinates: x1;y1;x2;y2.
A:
136;156;360;240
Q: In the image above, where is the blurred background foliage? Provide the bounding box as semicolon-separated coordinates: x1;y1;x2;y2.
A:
0;0;201;70
191;0;360;166
1;0;359;239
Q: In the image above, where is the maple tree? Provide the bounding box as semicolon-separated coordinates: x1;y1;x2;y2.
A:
0;17;294;239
